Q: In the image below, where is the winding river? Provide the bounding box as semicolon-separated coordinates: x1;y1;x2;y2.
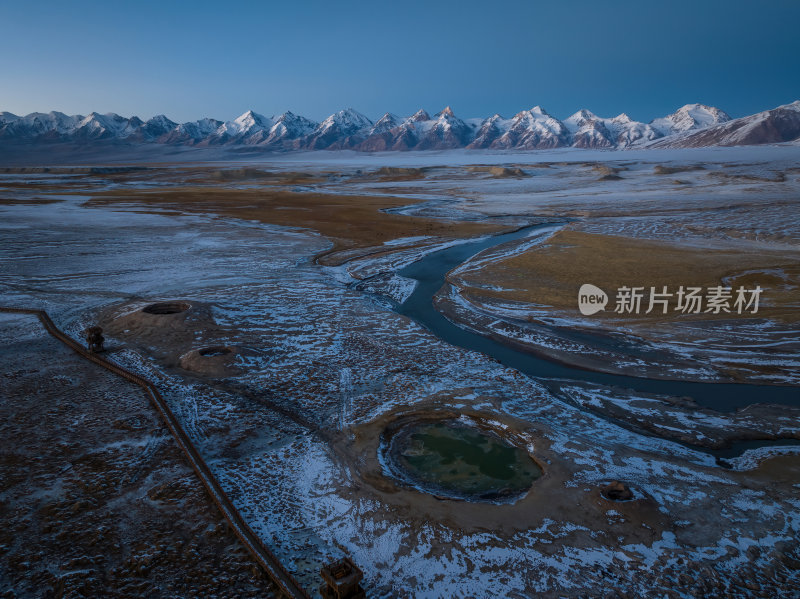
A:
393;223;800;458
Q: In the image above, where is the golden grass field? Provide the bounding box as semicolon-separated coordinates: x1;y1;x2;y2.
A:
458;229;800;323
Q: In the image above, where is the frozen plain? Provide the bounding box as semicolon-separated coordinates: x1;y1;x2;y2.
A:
1;144;799;597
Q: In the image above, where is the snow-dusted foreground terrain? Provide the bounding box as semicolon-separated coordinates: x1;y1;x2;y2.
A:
1;146;799;597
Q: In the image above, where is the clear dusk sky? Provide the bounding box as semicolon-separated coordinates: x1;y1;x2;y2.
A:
2;0;798;123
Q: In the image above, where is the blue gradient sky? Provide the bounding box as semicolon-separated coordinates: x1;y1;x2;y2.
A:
2;0;798;123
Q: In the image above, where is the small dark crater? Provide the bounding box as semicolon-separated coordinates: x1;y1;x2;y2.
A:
142;301;191;315
198;346;232;357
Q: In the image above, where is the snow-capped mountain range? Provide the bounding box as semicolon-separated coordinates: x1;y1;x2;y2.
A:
1;102;798;151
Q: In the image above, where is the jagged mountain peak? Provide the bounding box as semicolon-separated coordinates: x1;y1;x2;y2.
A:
480;113;507;128
168;117;223;142
514;106;551;121
321;108;372;128
70;111;139;140
79;112;102;123
44;110;71;119
134;114;178;140
409;109;430;122
274;110;297;121
674;103;724;115
147;114;177;126
564;109;598;131
273;111;316;127
651;104;730;135
331;107;368;119
370;113;400;134
375;112;398;124
265;111;317;143
414;107;470;149
78;112;118;125
233;110;271;127
304;108;372;149
571;109;598;120
83;111;124;120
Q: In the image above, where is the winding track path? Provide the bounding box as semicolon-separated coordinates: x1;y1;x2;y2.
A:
0;306;311;599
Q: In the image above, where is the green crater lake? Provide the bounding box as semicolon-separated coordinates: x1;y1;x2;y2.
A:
389;420;542;502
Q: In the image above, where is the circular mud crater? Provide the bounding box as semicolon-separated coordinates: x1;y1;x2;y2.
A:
179;345;240;376
381;415;542;503
198;346;232;357
141;301;191;315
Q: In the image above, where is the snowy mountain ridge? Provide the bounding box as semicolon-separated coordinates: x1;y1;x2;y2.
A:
1;102;798;151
